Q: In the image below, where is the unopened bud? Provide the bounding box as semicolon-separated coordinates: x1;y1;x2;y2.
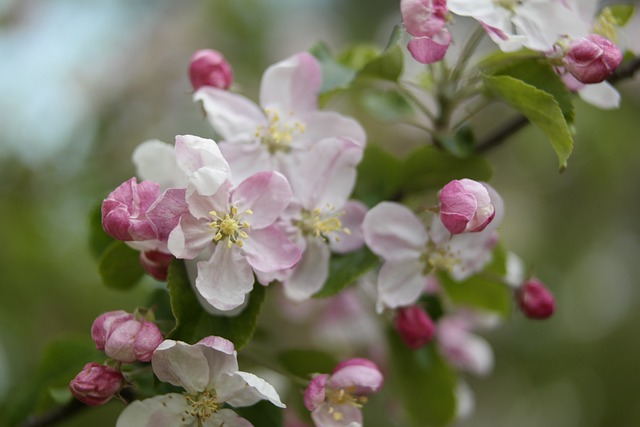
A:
394;305;435;349
564;34;622;84
91;311;163;362
517;279;555;319
189;49;233;90
140;250;173;281
69;362;123;406
439;179;496;235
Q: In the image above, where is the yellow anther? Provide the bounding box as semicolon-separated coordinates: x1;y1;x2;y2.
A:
245;209;254;215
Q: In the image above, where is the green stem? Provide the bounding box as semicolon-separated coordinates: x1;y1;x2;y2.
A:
450;25;486;85
397;82;437;122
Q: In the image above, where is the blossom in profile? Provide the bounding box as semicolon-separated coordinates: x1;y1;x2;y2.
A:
69;363;123;406
194;52;366;185
189;49;233;90
304;358;383;427
400;0;451;64
438;179;495;235
117;336;285;427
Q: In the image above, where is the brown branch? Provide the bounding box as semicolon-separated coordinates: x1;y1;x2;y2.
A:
19;400;86;427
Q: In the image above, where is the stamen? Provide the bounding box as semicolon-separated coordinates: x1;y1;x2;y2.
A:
255;109;305;154
208;205;252;248
185;390;219;421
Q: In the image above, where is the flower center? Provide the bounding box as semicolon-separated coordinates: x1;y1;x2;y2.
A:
185;390;219;422
255;108;305;154
296;207;351;242
209;206;253;248
420;242;461;275
493;0;519;12
325;386;368;421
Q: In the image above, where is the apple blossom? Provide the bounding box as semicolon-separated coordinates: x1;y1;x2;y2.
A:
517;278;555;319
438;179;496;235
193;52;366;186
167;171;301;311
189;49;233;91
437;315;493;376
116;336;284;427
564;34;622;84
394;305;436;349
69;362;123;406
304;358;383;427
91;310;163;363
139;250;174;281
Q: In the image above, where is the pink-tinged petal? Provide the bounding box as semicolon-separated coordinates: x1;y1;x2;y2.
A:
330;200;366;254
243;225;302;272
146;189;188;242
304;374;328;411
196;245;254;311
260;52;321;114
91;310;131;350
140;250;173;281
133;139;186;189
407;30;451;64
194;87;266;142
191;338;240;389
312;402;362;427
219;141;274;186
329;359;383;394
216;371;285;408
133;321;164;362
69;362;123;406
289;137;363;210
282;237;330;302
394;305;436;349
167;214;212;259
175;135;230;198
116;394;188;427
102;178;161;241
437;317;494;376
401;0;448;37
196;335;236;355
185;183;232;220
104;319;142;363
189;49;234;91
232;171;292;229
300;111;367;147
362;202;427;261
377;259;427;309
204;408;254;427
151;340;210;394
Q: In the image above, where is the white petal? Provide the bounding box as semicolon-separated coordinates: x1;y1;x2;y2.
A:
116;394;190;427
167;214;212;259
311;402;362;427
219;142;273;186
216;371;285;408
329;200;367;254
282;238;330;301
194;88;266;142
133;139;186;189
377;259;426;309
300;111;366;147
203;409;253;427
362;202;427;261
151;341;210;394
578;82;621;110
195;245;254;311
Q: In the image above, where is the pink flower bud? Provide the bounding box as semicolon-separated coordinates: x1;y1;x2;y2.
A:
189;49;233;90
564;34;622;84
91;311;163;362
69;362;123;406
394;305;435;349
517;279;555;319
101;177;161;241
401;0;448;38
139;250;173;281
439;179;496;235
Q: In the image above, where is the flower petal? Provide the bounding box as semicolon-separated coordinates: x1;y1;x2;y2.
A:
328;359;383;394
377;259;427;310
151;341;210;394
204;408;253;427
243;225;302;272
282;237;330;302
578;81;621;110
300;111;366;147
116;394;188;427
195;245;254;311
133;139;186;189
219;142;274;186
407;30;451;64
175;135;230;199
167;214;212;259
147;189;188;242
312;402;362;427
362;202;427;261
217;371;286;408
232;171;292;229
329;200;367;254
260;52;321;114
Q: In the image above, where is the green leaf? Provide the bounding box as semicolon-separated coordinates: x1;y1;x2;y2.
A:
3;337;102;426
310;42;356;96
490;59;575;122
337;44;380;70
166;259;265;348
234;400;283;427
356;26;404;82
359;87;414;122
88;202;115;260
98;240;144;290
604;4;635;27
402;145;493;193
277;349;339;379
438;125;476;158
387;332;458;427
353;144;405;206
314;248;379;298
438;246;512;317
484;75;574;169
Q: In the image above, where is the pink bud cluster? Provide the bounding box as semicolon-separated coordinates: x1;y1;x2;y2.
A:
92;310;163;363
439;179;496;235
69;362;123;406
564;34;622;84
401;0;451;64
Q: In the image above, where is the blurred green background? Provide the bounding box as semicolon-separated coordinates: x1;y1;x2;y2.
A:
1;0;640;426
